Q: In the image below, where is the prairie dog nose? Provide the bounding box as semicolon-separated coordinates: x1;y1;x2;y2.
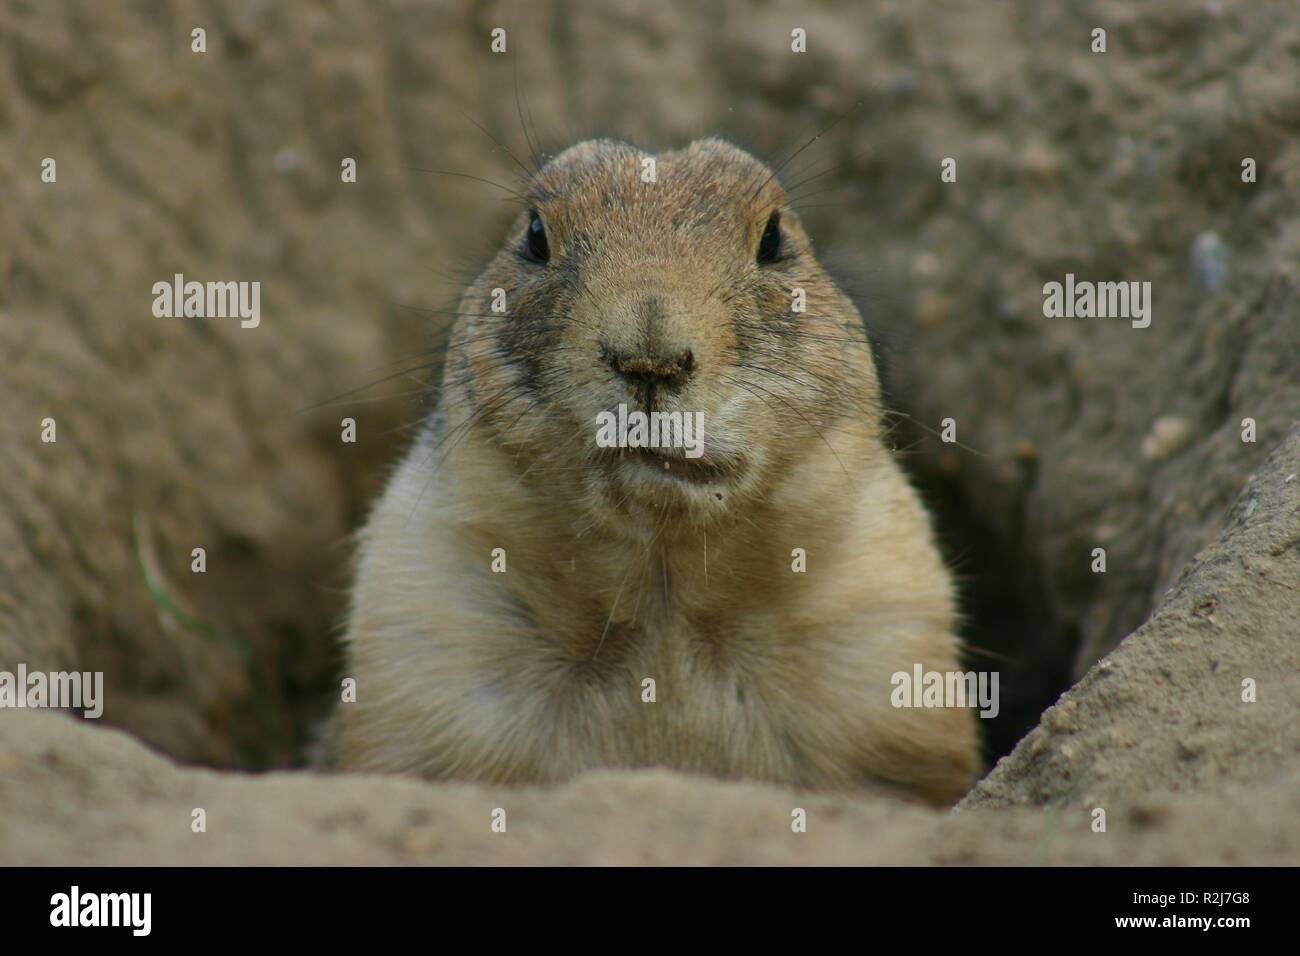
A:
603;343;696;395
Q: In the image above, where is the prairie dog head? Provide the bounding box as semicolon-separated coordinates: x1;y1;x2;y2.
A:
445;138;884;525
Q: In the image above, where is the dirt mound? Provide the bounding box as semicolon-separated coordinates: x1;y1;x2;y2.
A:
4;707;1297;865
1;0;1297;863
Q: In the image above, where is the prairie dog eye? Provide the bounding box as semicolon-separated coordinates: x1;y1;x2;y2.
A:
756;212;781;265
525;211;550;263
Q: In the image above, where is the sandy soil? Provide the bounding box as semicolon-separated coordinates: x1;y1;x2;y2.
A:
0;0;1297;864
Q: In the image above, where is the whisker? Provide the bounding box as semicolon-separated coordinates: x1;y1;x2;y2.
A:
399;165;531;204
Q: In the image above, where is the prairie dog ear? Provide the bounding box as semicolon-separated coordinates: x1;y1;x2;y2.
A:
687;138;770;167
686;137;750;161
537;139;644;179
684;138;781;200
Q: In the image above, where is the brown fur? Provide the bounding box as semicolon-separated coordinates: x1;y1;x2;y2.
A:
333;139;979;804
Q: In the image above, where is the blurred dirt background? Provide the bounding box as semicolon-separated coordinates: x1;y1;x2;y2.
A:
1;0;1297;863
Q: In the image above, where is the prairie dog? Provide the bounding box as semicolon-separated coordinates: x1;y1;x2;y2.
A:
334;138;979;804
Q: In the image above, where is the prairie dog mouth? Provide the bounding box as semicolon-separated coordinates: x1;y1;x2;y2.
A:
592;401;739;485
631;448;737;484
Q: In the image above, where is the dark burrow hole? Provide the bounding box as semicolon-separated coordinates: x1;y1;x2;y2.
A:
868;380;1076;773
846;267;1079;777
908;461;1074;770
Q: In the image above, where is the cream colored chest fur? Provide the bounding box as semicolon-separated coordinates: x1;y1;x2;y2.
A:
335;426;978;801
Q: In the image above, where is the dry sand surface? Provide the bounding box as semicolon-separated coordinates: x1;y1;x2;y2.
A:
1;0;1297;864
